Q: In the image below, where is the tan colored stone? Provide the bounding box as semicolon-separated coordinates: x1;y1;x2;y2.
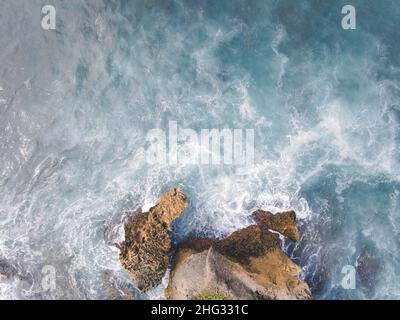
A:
119;187;188;291
167;222;311;300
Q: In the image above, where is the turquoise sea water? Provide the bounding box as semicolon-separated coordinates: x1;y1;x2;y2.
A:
0;0;399;299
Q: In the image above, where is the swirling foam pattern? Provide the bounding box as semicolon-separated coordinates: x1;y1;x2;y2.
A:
0;0;399;299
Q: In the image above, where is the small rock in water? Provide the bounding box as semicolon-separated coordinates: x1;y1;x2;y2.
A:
101;270;140;300
0;258;32;284
252;210;300;241
0;258;17;278
356;250;381;294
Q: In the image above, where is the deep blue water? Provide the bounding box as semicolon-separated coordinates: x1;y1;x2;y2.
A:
0;0;399;299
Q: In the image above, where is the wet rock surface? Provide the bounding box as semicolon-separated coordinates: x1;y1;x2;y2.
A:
118;188;311;300
356;250;381;294
166;214;311;300
252;210;300;242
119;187;188;291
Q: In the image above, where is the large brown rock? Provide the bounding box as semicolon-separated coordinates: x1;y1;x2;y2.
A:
119;187;188;291
166;213;312;300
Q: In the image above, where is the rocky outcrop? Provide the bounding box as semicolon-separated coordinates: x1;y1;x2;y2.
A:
166;212;312;300
118;187;311;300
252;210;300;241
119;187;188;291
356;250;381;294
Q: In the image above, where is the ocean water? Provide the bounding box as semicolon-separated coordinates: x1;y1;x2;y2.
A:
0;0;399;299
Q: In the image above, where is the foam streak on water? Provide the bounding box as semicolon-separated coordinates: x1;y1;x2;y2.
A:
0;0;399;299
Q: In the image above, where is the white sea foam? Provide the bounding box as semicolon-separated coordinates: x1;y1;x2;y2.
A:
271;24;289;89
0;0;399;300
